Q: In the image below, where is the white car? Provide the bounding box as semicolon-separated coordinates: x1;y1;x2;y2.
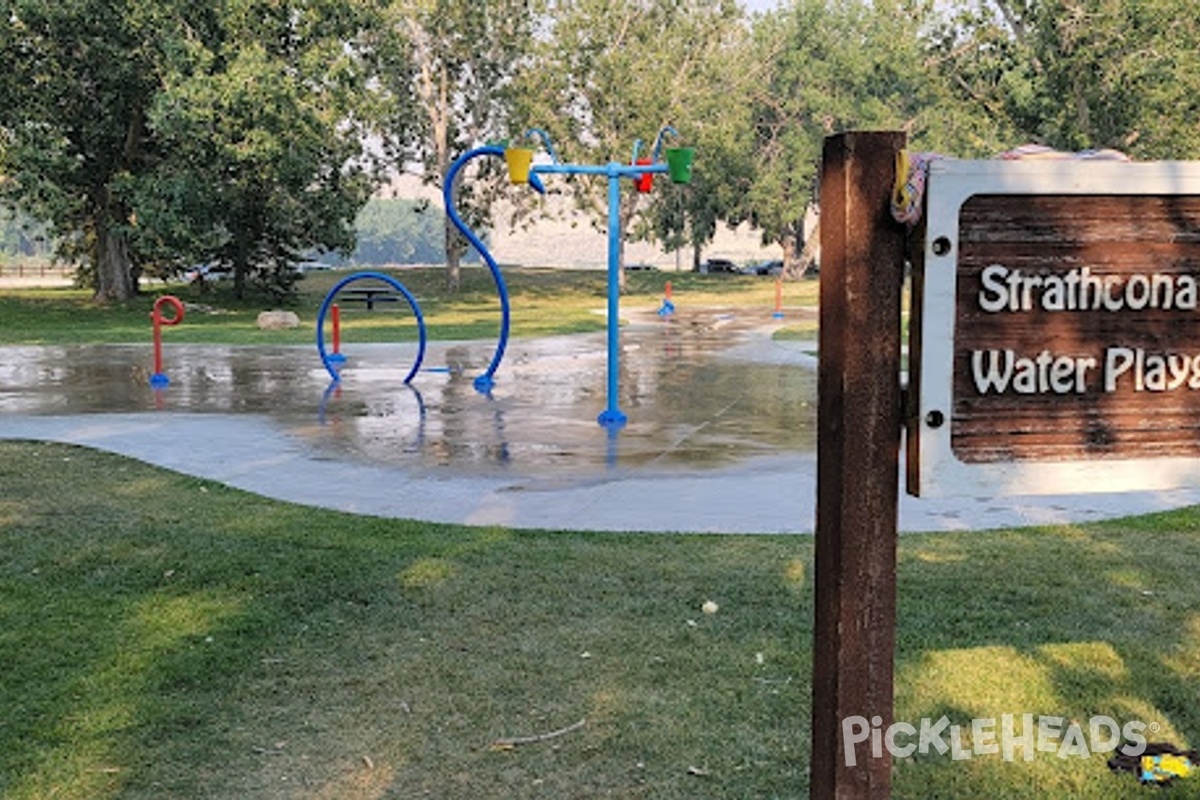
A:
184;264;232;283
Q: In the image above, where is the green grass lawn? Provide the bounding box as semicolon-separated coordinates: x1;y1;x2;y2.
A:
0;267;819;346
2;268;1193;797
2;441;1197;799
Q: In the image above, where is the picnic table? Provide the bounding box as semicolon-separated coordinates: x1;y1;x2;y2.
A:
338;287;401;310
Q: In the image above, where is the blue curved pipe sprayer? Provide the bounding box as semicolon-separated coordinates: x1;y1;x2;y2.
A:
316;271;427;383
652;126;679;162
524;128;560;165
443;146;546;393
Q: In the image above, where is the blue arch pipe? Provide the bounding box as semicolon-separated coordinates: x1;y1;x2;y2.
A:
443;146;546;393
316;271;427;383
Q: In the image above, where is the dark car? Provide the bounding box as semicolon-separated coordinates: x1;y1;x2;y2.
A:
700;258;739;274
742;259;783;276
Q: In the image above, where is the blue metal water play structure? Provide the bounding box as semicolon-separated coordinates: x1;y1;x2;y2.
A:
441;141;539;395
445;125;693;429
318;126;693;430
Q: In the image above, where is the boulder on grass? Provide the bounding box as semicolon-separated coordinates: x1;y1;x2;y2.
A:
257;310;300;330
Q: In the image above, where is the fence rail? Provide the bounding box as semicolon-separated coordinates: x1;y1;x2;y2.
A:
0;263;75;279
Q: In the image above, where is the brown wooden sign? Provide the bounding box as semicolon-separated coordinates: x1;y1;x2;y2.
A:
910;160;1200;496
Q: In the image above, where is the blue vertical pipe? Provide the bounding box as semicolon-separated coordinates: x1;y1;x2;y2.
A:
532;160;667;428
597;164;628;428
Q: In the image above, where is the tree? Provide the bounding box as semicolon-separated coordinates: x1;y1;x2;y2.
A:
522;0;750;283
933;0;1200;159
377;0;545;290
137;0;384;301
352;197;455;265
0;0;385;303
0;0;169;301
743;0;957;275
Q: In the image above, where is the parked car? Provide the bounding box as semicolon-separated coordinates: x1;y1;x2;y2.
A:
184;263;232;283
742;259;783;276
625;263;657;272
700;258;739;274
294;261;335;273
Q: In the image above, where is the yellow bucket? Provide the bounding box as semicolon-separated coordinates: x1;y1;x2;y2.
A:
504;147;535;184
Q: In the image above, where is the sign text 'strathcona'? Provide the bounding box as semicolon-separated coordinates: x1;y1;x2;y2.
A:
979;264;1200;313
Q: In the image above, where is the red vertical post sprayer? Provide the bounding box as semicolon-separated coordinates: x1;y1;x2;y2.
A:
149;295;185;387
329;302;346;363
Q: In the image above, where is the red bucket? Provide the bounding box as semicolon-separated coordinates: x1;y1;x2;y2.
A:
634;157;654;193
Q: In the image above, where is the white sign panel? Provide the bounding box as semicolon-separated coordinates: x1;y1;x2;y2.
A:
909;159;1200;497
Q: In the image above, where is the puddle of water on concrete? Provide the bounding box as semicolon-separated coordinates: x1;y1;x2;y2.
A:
0;316;817;478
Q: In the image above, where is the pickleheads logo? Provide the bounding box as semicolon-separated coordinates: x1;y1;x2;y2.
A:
841;714;1150;767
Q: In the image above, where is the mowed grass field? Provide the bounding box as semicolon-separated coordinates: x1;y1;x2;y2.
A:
1;267;1197;798
0;266;820;346
2;443;1198;798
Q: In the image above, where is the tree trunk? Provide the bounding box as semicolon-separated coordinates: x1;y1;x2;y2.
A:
405;15;460;291
231;227;255;301
444;212;462;291
796;218;821;277
618;192;639;294
92;195;136;302
441;151;460;290
440;157;461;290
779;228;802;280
780;219;821;281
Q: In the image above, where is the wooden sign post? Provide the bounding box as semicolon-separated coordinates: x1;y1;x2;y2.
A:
811;131;907;798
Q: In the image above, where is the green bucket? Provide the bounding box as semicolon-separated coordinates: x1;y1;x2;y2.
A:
665;147;695;184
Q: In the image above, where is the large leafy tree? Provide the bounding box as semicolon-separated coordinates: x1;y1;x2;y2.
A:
933;0;1200;158
523;0;750;281
640;1;758;272
377;0;544;290
137;0;384;301
0;0;169;301
0;0;386;303
744;0;962;274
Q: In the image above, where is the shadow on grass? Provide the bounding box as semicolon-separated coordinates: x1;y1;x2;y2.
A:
893;523;1200;798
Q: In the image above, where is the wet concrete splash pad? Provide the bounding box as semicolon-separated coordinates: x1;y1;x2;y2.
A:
4;308;1200;532
0;312;818;479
